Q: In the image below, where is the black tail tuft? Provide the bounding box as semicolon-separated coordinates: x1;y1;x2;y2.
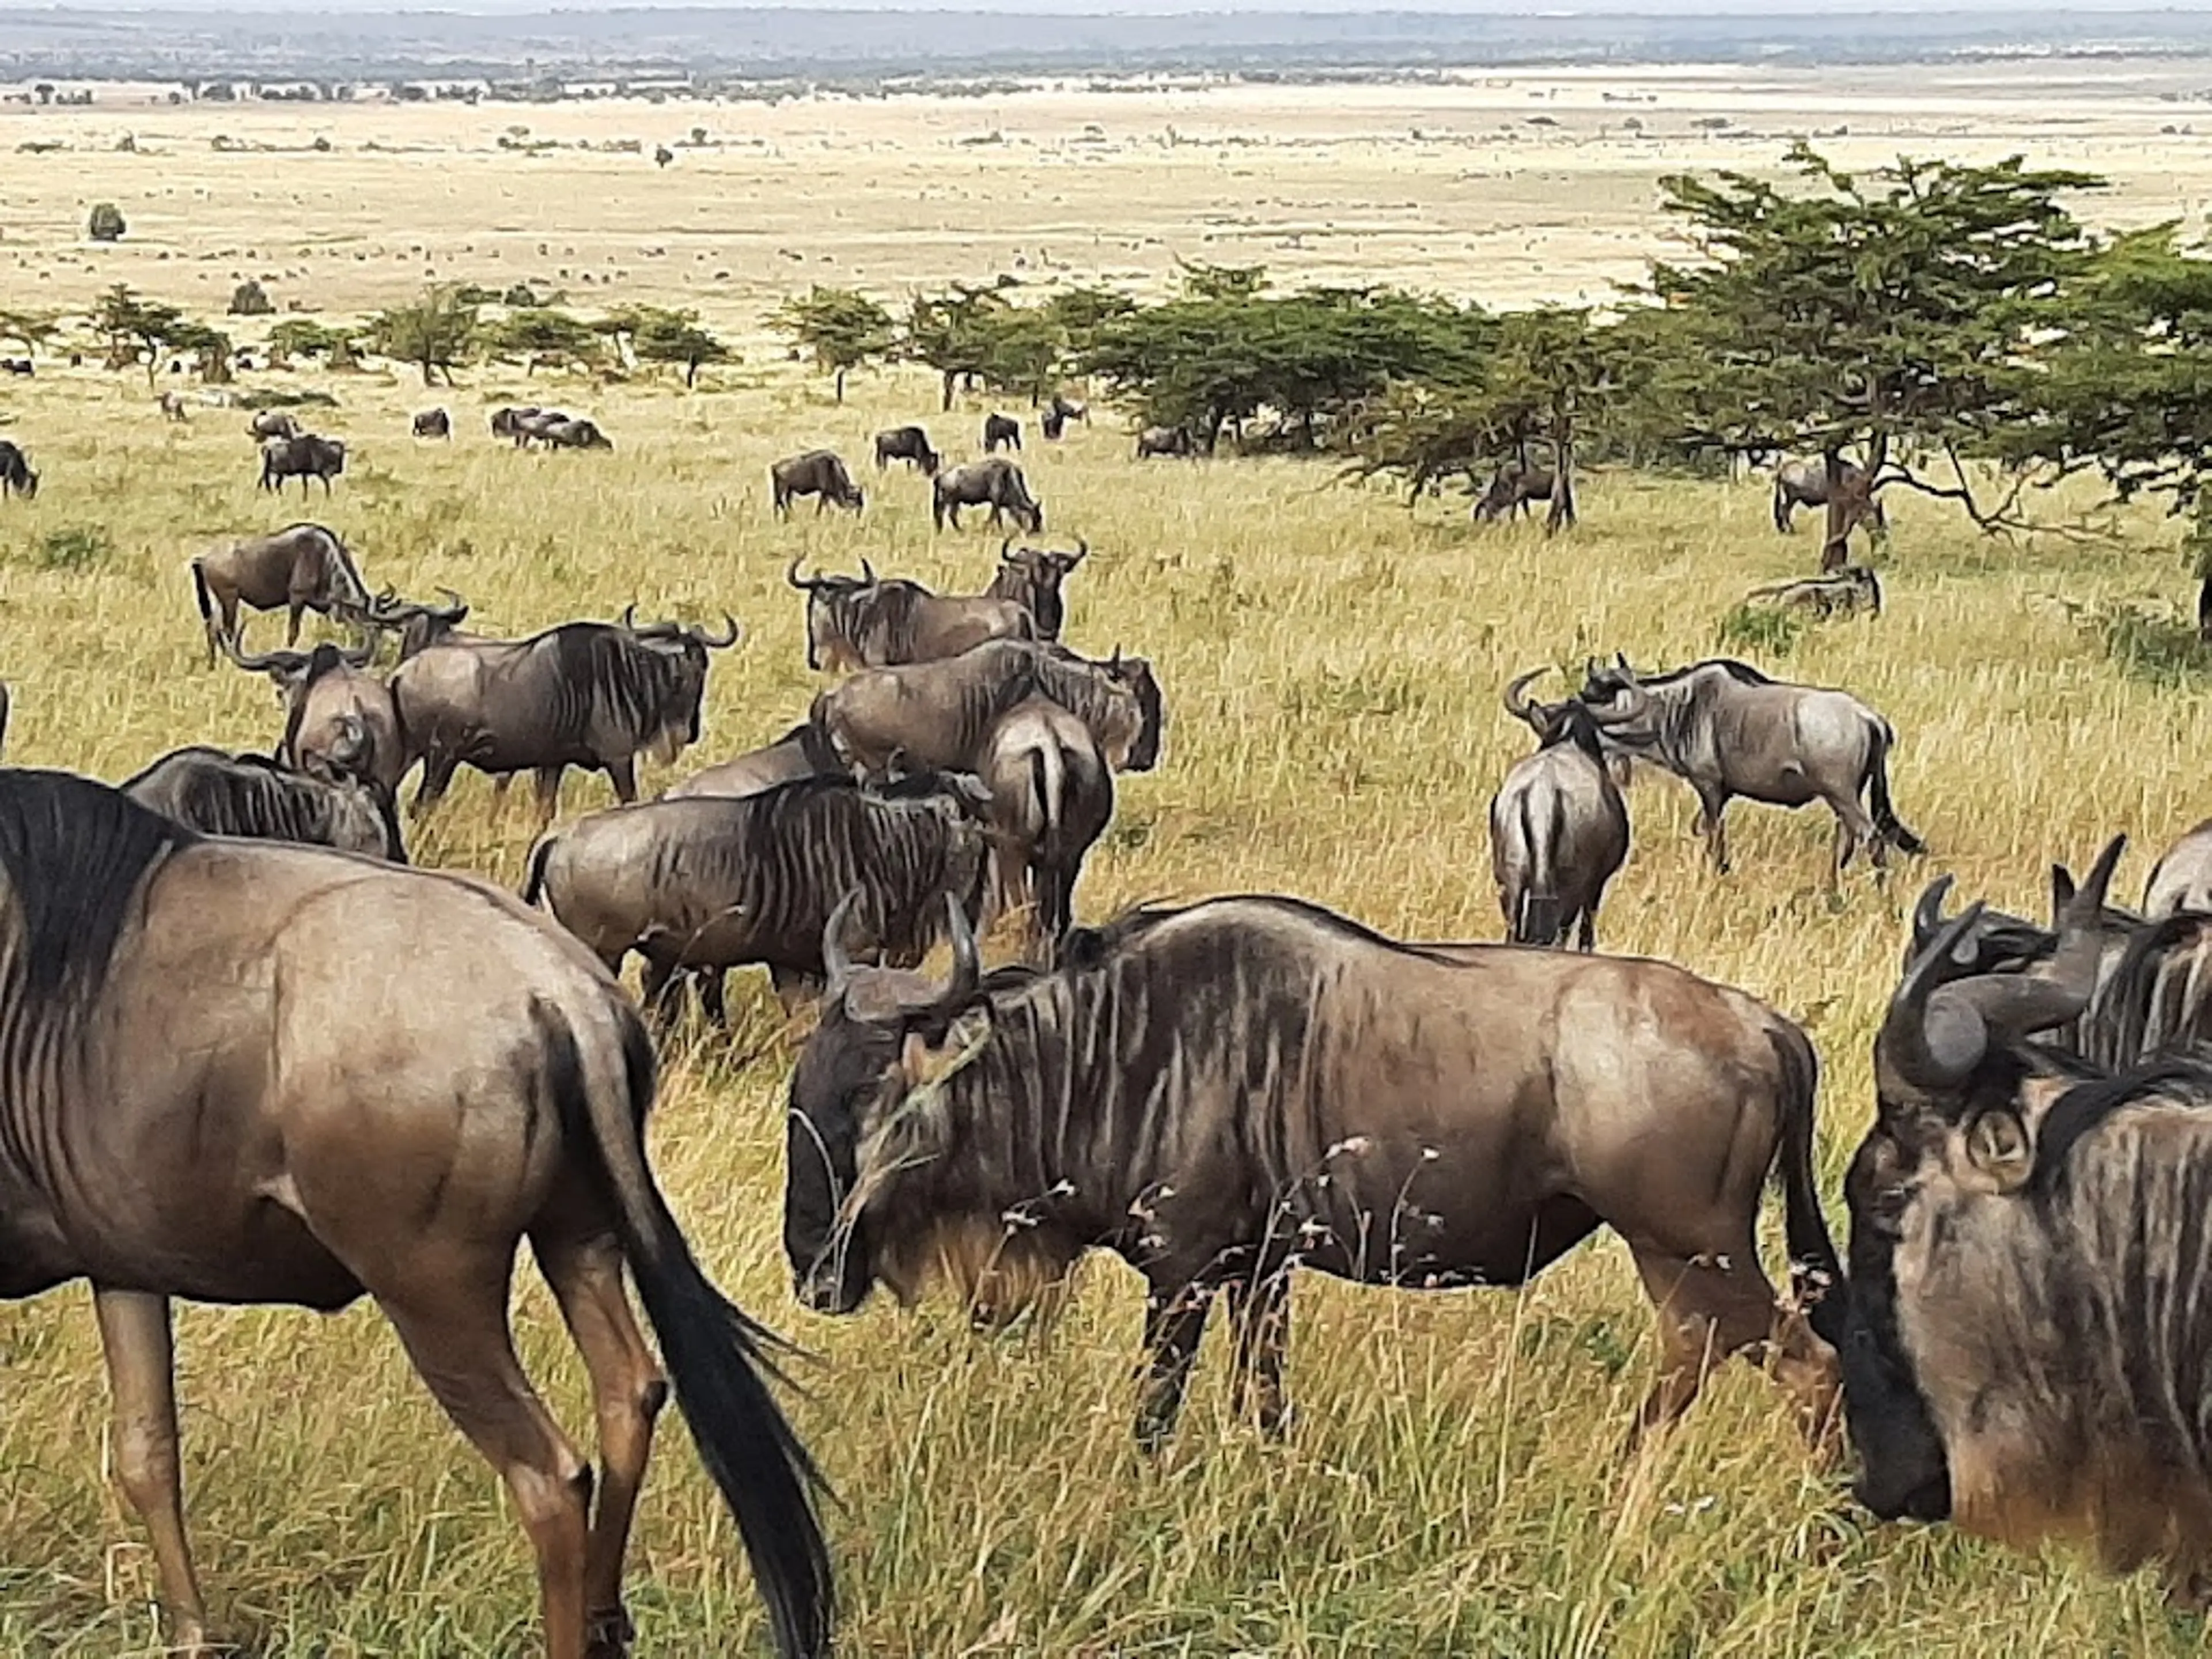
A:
1514;891;1564;948
520;836;556;906
1866;723;1925;856
1768;1023;1846;1349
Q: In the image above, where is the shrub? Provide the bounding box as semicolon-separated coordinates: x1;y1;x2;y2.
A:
237;387;338;411
228;279;274;316
87;202;126;243
1714;601;1807;657
32;525;113;569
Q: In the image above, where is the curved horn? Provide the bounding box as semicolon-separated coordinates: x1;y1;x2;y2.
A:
2045;836;2127;1002
692;612;741;650
859;557;876;585
1588;680;1651;726
619;602;639;632
433;588;469;622
339;629;377;668
1911;874;1956;952
823;889;860;1002
1070;538;1089;564
940;892;979;1007
221;633;306;676
1881;901;1996;1093
785;557;815;592
1502;667;1545;723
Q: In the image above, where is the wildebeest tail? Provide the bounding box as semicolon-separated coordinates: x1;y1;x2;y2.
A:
520;835;556;906
1771;475;1791;533
1030;738;1063;840
1768;1021;1845;1349
1865;719;1925;855
798;702;844;777
1512;793;1563;947
544;997;832;1658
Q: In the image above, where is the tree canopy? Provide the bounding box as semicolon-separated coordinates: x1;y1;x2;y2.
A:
772;286;896;401
367;285;478;386
623;306;733;387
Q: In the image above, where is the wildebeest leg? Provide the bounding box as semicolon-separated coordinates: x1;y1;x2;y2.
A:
603;758;638;806
412;751;460;818
1134;1281;1214;1450
1627;1244;1839;1447
639;957;685;1025
694;968;730;1027
93;1289;210;1655
286;601;305;646
1575;904;1597;952
1695;786;1732;873
1225;1272;1290;1437
770;964;823;1017
534;766;565;827
533;1225;669;1657
1825;790;1882;882
379;1261;593;1659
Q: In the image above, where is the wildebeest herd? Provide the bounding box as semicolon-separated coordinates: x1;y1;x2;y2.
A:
6;388;2212;1659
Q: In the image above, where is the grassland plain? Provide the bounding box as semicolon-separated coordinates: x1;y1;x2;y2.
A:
5;66;2212;1659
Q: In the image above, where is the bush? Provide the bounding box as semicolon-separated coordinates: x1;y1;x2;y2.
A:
32;526;113;570
228;279;274;316
236;387;338;411
87;202;126;243
2081;597;2212;687
1714;602;1808;657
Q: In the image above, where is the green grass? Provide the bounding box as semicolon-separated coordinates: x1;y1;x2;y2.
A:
0;360;2209;1657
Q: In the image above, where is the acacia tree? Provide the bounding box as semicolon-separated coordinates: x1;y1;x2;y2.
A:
92;283;188;385
904;284;1017;411
1649;144;2103;567
480;306;601;372
367;284;478;385
628;307;731;387
772;286;895;401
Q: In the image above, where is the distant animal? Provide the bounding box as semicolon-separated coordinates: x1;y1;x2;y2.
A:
158;391;190;422
984;539;1088;642
1773;458;1887;536
1743;566;1884;618
1578;656;1922;877
0;439;36;500
259;431;346;495
223;632;407;796
247;410;301;442
2146;818;2212;918
1471;466;1555;524
0;769;829;1659
931;457;1042;533
1041;396;1089;442
786;559;1035;673
190;521;372;663
771;450;865;517
0;358;32;377
121;744;403;861
524;771;991;1023
489;405;543;443
978;696;1113;952
1490;668;1632;950
411;407;451;440
811;639;1161;781
873;426;941;475
783;893;1843;1448
535;415;612;451
392;609;740;823
662;724;830;804
983;412;1021;453
1134;425;1194;460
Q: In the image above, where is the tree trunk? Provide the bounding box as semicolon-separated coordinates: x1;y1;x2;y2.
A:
684;360;699;389
1546;430;1578;536
1819;447;1857;572
940;370;955;412
834;368;847;403
2198;574;2212;646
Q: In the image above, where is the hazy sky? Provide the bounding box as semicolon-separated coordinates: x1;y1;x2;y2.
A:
10;0;2212;11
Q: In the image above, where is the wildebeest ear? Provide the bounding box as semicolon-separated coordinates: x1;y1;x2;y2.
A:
1963;1108;2033;1194
2050;863;2076;923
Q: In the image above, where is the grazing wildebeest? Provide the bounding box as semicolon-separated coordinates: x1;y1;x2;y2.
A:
491;405;544;444
260;431;346;495
525;771;991;1024
392;610;740;822
121;744;404;861
1;357;32;376
191;521;372;663
872;426;941;475
1772;458;1888;536
0;439;36;500
983;412;1021;453
1743;566;1884;618
783;893;1843;1448
1048;394;1089;427
1838;839;2212;1608
984;538;1087;642
372;588;476;661
1490;668;1631;950
2145;819;2212;918
931;457;1042;533
536;415;612;451
772;450;865;518
811;640;1161;781
978;696;1112;952
411;407;452;440
0;768;829;1658
1577;656;1922;877
158;391;190;423
1134;425;1193;460
786;559;1034;673
662;724;830;803
247;410;301;442
1471;465;1555;524
224;634;407;796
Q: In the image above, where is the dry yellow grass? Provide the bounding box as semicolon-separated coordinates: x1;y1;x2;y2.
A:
2;68;2212;1659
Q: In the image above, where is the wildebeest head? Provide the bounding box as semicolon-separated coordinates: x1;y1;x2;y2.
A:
990;537;1088;641
1844;839;2125;1528
1503;666;1633;759
1100;649;1164;771
369;588;472;660
225;631;376;696
785;558;879;672
615;606;741;757
785;890;990;1316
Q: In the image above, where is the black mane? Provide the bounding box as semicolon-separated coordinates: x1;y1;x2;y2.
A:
1057;892;1456;971
2030;1054;2212;1192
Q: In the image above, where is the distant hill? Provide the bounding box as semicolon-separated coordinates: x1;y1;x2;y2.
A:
3;6;2211;84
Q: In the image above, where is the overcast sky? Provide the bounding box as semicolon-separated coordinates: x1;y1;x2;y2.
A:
10;0;2212;12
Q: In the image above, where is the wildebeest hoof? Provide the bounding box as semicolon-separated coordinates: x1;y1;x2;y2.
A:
2163;1567;2212;1615
586;1604;637;1656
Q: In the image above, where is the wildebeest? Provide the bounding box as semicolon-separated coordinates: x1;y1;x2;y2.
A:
225;634;407;795
772;450;865;517
0;768;828;1658
392;609;740;821
1041;396;1089;442
662;724;829;803
978;696;1112;952
411;407;452;440
983;412;1021;453
373;587;476;661
810;639;1161;781
1839;839;2212;1608
1772;458;1888;536
2145;819;2212;918
984;538;1087;643
1743;566;1884;618
525;771;990;1023
121;744;404;861
0;439;36;500
1491;669;1631;949
932;457;1042;533
1471;465;1554;524
1134;425;1193;460
259;431;346;495
158;391;190;423
1577;656;1922;876
872;426;941;475
0;357;32;376
783;893;1843;1447
786;559;1034;673
490;404;544;443
191;521;372;664
247;410;301;442
535;415;612;451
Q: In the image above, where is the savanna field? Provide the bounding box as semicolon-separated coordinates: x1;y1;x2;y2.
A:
6;67;2212;1658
